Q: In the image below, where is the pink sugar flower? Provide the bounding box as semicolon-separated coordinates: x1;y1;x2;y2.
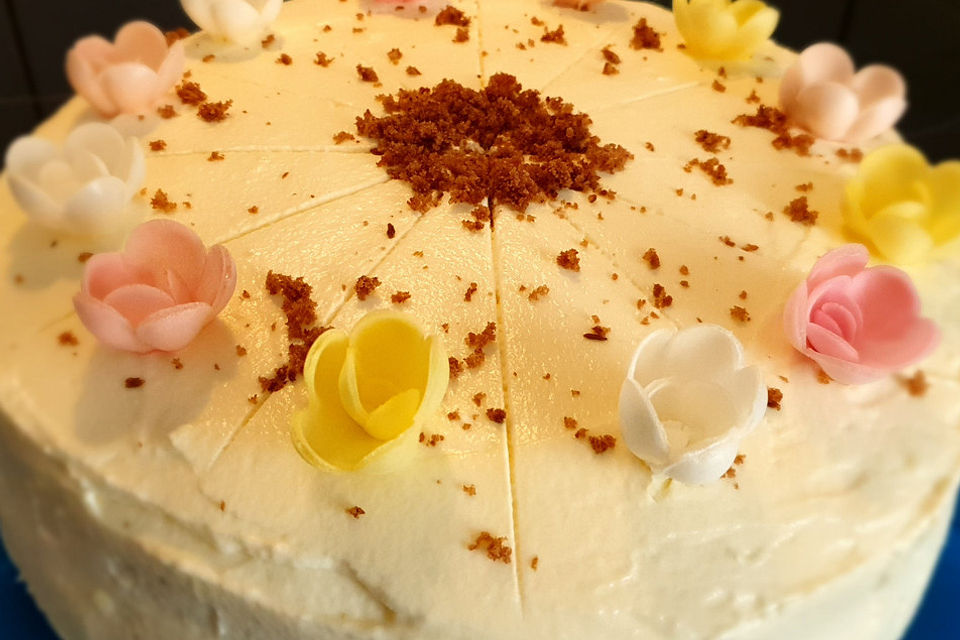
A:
74;220;236;353
66;21;186;118
783;244;939;384
779;43;906;143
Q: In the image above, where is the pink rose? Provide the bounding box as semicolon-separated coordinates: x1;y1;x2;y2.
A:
784;244;939;384
74;220;236;353
779;43;906;143
66;21;186;118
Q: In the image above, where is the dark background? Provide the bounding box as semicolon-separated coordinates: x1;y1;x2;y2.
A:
0;1;957;639
1;0;960;160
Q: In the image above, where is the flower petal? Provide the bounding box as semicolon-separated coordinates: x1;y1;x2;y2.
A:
618;377;670;465
4;135;57;177
864;200;933;263
807;323;859;362
65;37;117;116
794;81;860;141
99;63;163;115
73;291;150;353
123;219;208;293
856;145;928;220
851;64;906;107
82;252;150;300
844;96;907;143
782;281;810;351
647;377;739;451
816;301;859;341
102;283;176;325
663;436;741;485
726;3;779;60
806;244;869;291
924;160;960;244
6;173;62;226
135;302;215;352
210;0;268;45
155;41;186;97
182;0;215;31
113;21;170;71
363;388;422;441
195;245;237;312
62;175;129;236
806;350;886;385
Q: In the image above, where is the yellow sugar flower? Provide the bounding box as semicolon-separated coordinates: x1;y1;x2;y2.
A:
673;0;779;61
844;145;960;264
292;311;449;472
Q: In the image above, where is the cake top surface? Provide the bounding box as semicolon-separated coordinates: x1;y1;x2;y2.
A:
1;1;959;639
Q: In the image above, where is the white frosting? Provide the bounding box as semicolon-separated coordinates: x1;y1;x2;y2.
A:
0;1;958;639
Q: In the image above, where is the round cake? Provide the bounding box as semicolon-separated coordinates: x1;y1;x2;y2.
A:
1;1;959;639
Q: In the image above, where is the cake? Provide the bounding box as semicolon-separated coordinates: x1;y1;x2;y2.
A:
0;1;958;639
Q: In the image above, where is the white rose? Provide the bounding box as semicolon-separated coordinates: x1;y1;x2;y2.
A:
182;0;283;46
5;122;145;236
619;325;766;484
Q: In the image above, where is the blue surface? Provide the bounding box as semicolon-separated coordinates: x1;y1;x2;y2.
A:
0;495;957;638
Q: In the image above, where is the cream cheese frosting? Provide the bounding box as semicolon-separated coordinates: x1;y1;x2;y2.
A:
0;1;959;639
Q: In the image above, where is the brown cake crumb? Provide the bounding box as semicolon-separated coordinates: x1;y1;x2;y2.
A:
528;285;549;301
354;275;381;300
899;371;929;397
531;556;539;570
208;151;225;161
602;62;619;76
468;532;512;564
157;104;177;119
836;147;863;163
817;368;832;384
435;5;470;26
783;196;818;225
712;79;726;93
730;306;751;322
150;189;177;213
589;434;616;454
201;54;216;63
276;53;292;65
472;392;486;406
420;432;445;447
564;416;578;430
741;243;759;252
642;248;661;269
405;65;422;76
746;89;761;104
462;206;490;231
57;331;78;346
454;27;470;42
652;284;672;309
630;18;662;51
449;357;464;379
235;345;247;357
176;81;206;105
694;130;731;153
795;182;813;192
315;52;333;67
732;104;814;155
739;290;748;300
574;428;587;439
333;131;356;144
248;205;259;214
464;282;479;301
601;45;621;64
447;411;460;421
124;377;145;389
78;251;93;263
149;139;166;152
356;64;379;82
466;322;496;350
463;484;477;496
387;48;403;64
346;506;365;519
557;249;581;272
197;100;232;122
583;325;610;341
172;358;184;370
354;74;631;213
719;235;736;247
486;408;506;424
386;222;396;238
684;157;732;186
261;33;276;48
391;290;411;304
258;272;327;393
767;387;783;410
541;25;566;45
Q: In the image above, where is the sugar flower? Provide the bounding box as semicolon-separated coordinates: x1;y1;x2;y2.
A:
4;122;144;236
844;144;960;264
182;0;282;46
619;325;766;485
74;220;237;353
66;21;185;118
780;43;906;143
673;0;779;61
554;0;606;9
292;312;449;472
784;244;939;384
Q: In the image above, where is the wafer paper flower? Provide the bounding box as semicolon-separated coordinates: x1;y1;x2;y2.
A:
784;244;939;384
554;0;606;9
66;21;185;118
182;0;282;46
673;0;779;61
779;43;906;143
4;122;145;235
619;325;766;484
292;312;449;472
74;220;237;353
844;145;960;264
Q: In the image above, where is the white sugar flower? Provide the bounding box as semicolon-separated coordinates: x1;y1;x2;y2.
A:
182;0;283;46
619;325;766;485
4;122;145;236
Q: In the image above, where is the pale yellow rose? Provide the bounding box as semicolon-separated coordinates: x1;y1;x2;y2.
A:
673;0;779;61
844;145;960;264
292;311;448;471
